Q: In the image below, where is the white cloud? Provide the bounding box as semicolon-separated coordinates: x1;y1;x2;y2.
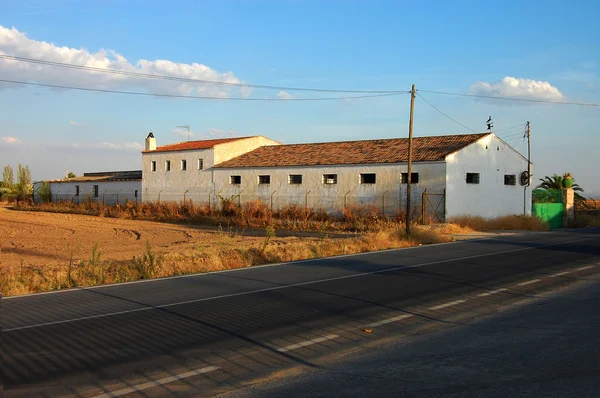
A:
1;136;22;144
469;76;566;103
276;90;294;100
0;25;246;97
69;120;83;126
205;128;238;138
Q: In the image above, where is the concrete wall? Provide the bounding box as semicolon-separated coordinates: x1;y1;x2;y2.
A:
142;148;215;202
213;162;447;216
47;180;142;205
445;134;531;219
213;136;280;165
141;136;280;202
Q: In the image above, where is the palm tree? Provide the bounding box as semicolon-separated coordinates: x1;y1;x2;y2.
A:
536;174;586;204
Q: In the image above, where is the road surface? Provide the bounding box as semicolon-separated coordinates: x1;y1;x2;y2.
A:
3;228;600;397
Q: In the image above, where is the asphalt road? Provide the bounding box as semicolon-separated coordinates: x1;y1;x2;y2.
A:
3;228;600;397
220;274;600;397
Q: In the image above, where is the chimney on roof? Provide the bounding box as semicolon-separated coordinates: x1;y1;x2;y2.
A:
145;132;156;151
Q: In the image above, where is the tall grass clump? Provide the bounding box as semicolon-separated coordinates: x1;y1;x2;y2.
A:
449;215;549;231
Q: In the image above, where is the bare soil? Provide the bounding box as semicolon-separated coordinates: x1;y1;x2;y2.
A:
0;206;291;268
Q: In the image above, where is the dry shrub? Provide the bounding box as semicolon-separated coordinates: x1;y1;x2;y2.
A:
572;213;600;228
242;200;271;221
449;215;549;231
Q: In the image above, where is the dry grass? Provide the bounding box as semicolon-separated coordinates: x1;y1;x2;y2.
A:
571;212;600;228
448;215;549;231
16;200;402;232
0;223;448;297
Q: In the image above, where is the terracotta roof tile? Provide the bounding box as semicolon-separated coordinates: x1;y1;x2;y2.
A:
144;137;252;153
215;133;490;168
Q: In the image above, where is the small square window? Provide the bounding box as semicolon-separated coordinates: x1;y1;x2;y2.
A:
360;173;376;184
75;185;80;196
165;160;171;171
466;172;480;184
322;174;338;184
151;161;156;172
198;159;204;170
93;185;99;198
401;173;419;184
288;174;303;184
181;159;187;171
504;174;516;186
258;175;271;184
230;175;242;185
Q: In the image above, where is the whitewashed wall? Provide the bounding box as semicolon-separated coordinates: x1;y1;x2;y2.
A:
47;180;142;205
213;162;447;216
445;134;531;218
141;136;280;202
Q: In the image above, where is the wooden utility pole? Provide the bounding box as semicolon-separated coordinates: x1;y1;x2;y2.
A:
526;121;531;185
406;84;416;235
524;121;531;215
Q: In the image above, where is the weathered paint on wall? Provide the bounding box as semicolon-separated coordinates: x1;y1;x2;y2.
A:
213;162;447;215
445;134;531;218
141;136;280;202
47;180;142;205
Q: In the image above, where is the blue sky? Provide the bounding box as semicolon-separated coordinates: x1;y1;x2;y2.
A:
1;0;599;195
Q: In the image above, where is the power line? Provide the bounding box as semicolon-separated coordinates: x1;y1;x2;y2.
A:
416;92;477;133
419;89;599;107
494;123;527;133
0;54;408;94
0;79;408;101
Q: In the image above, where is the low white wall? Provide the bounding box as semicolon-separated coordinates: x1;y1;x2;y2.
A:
48;180;142;205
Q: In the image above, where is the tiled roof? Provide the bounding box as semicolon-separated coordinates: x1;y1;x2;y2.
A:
143;137;252;153
50;170;142;182
215;133;490;168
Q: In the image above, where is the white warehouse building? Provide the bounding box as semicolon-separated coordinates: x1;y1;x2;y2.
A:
142;132;532;220
38;170;142;205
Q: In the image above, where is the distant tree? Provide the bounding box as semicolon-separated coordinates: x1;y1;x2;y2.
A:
67;171;76;179
2;164;14;193
37;181;52;203
536;174;586;205
15;164;33;199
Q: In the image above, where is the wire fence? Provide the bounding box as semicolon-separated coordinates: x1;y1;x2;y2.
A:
35;189;447;221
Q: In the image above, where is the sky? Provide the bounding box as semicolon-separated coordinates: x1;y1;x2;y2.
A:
0;0;598;195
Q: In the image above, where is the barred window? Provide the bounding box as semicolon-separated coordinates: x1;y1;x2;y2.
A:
288;174;303;184
230;175;242;185
466;173;480;184
360;173;376;184
322;174;338;184
401;173;419;184
504;174;516;186
258;175;271;184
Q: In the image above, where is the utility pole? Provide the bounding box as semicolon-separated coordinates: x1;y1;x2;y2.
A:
526;121;531;185
177;125;191;141
524;121;531;215
406;84;416;235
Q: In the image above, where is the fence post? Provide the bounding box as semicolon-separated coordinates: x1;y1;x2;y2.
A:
208;189;214;209
382;190;388;216
116;190;121;205
421;189;427;225
270;189;278;212
184;189;190;203
158;190;163;203
343;190;351;208
305;190;311;209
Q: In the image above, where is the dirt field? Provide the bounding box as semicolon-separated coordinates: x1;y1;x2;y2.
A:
0;206;299;268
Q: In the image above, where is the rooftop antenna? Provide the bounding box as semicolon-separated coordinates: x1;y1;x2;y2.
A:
177;125;191;141
486;116;493;132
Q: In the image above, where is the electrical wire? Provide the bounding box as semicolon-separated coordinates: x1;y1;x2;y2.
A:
494;123;527;133
416;92;478;133
0;54;408;94
0;79;408;101
419;89;599;107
